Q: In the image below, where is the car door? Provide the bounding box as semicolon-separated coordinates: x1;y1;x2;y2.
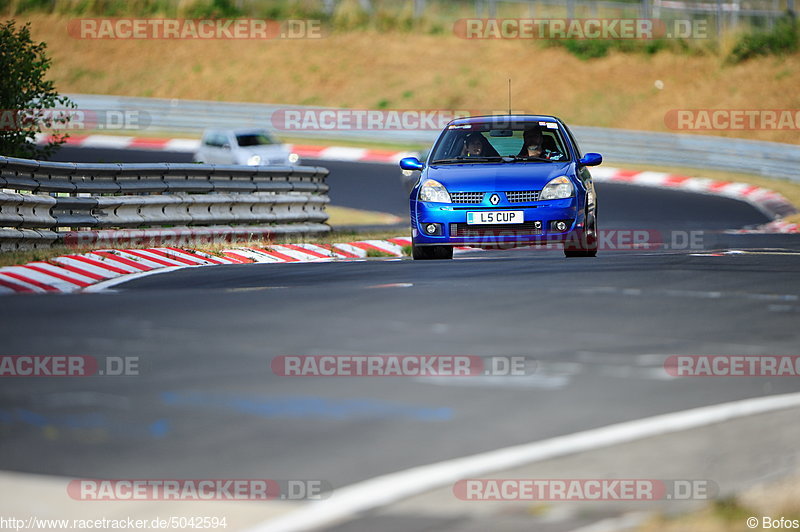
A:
198;131;227;164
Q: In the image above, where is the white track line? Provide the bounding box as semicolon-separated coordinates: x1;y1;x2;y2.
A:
80;135;134;148
247;391;800;532
84;266;188;292
569;512;650;532
165;139;201;152
319;147;368;160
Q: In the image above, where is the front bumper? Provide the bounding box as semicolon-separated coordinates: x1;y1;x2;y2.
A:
412;198;584;246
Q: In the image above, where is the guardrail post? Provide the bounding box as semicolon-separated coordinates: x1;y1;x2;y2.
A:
642;0;652;19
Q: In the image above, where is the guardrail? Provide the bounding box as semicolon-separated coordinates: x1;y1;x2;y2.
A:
569;126;800;182
64;94;800;182
0;155;330;251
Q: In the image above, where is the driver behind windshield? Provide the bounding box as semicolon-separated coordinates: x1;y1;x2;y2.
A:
463;132;486;157
516;127;566;161
518;128;546;158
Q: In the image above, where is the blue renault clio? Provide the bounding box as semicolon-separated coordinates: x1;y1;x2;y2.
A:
400;115;602;260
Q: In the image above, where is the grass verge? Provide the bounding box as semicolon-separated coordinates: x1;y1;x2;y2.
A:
326;205;404;226
15;15;800;145
638;474;800;531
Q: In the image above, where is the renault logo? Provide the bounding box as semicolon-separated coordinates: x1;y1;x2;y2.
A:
489;194;500;205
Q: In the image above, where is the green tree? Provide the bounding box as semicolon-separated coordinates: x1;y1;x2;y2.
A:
0;19;75;159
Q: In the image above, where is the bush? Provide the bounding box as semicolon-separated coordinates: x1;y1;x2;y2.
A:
557;39;615;60
547;34;691;60
185;0;242;19
728;14;799;63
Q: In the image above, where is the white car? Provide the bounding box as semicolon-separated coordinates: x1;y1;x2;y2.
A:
194;128;300;166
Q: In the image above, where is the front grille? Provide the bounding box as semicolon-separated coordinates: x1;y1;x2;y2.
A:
506;190;541;203
450;192;484;204
451;222;543;237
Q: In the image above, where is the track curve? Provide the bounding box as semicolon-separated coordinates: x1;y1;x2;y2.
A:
1;146;798;507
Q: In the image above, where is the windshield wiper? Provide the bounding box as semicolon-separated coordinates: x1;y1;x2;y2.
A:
431;156;504;164
505;155;553;163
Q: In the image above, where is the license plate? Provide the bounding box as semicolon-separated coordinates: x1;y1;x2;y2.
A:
466;211;524;225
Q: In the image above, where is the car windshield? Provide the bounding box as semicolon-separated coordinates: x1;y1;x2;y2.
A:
236;132;275;147
430;121;570;164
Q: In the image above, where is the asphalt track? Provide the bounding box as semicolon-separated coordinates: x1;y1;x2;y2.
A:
1;146;799;529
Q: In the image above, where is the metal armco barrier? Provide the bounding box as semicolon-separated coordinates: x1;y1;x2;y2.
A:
570;126;800;183
0;155;330;251
65;94;800;182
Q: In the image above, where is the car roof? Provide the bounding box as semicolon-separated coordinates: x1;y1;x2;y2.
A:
202;128;275;136
447;115;562;126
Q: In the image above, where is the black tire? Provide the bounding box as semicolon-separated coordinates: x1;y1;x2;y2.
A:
564;211;598;258
412;242;454;260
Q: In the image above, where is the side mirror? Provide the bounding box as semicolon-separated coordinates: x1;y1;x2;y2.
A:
399;157;424;171
579;153;602;166
222;143;231;150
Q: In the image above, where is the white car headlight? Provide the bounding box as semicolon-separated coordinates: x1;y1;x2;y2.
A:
540;176;574;200
418;179;451;203
288;153;300;164
246;155;262;166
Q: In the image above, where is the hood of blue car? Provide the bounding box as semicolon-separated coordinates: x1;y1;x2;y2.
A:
425;162;573;192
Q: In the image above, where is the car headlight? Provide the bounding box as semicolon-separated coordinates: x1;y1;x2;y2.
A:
418;179;451;203
288;153;300;164
246;155;262;166
540;176;574;200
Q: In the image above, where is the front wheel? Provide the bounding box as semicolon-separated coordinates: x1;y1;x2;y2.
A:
564;211;598;258
412;241;453;260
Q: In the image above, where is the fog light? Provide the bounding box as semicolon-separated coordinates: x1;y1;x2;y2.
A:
555;221;568;232
425;223;438;235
